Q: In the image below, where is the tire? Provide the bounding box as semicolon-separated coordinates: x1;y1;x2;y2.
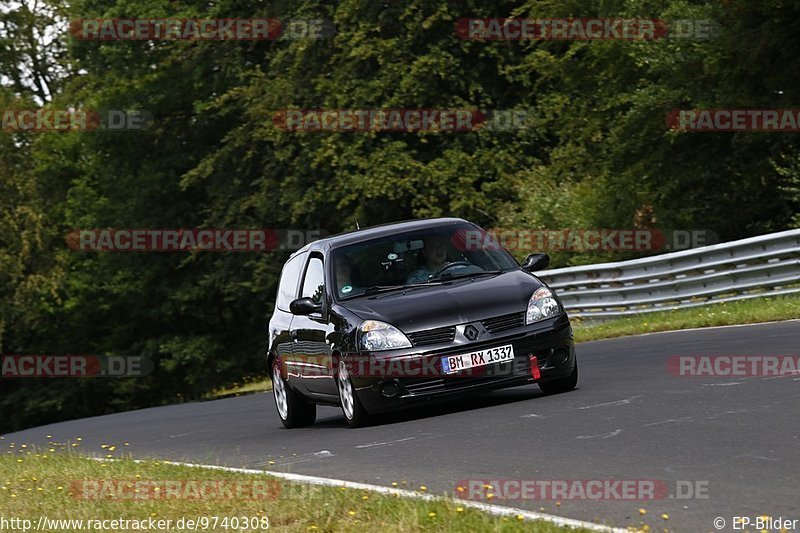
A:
336;359;370;428
272;359;316;428
538;360;578;395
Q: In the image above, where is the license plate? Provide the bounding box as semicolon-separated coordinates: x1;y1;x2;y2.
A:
441;344;515;374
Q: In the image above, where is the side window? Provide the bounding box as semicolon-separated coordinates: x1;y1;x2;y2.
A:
301;256;325;304
276;253;307;311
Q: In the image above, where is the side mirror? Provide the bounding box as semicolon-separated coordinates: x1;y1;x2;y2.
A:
522;253;550;272
289;297;322;316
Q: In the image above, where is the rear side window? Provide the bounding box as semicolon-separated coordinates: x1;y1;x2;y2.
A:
276;253;308;311
301;256;325;304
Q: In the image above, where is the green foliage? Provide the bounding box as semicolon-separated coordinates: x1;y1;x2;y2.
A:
1;0;798;432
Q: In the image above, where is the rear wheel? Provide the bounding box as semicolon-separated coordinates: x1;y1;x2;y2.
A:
272;359;316;428
538;360;578;395
336;360;370;428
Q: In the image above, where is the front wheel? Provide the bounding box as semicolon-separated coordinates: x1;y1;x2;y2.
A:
336;360;370;428
272;359;316;428
538;360;578;395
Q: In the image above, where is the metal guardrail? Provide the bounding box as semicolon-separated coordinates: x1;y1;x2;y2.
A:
537;229;800;320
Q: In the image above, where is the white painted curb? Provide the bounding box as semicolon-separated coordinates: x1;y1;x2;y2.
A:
90;457;627;532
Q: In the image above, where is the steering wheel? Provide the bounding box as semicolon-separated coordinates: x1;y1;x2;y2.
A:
429;261;473;280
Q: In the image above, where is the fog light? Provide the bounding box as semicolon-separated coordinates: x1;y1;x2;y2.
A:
529;356;541;380
551;349;569;365
381;380;400;398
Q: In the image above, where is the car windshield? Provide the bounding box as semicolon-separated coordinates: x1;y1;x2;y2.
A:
331;223;519;300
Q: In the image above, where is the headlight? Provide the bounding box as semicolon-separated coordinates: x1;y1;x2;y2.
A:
359;320;412;351
526;287;561;324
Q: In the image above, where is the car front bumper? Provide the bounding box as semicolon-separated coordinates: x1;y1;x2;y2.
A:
349;313;576;414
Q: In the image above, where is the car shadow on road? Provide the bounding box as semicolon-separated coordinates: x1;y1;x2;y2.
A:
311;385;547;429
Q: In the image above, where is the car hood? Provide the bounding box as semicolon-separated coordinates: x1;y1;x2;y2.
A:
340;270;544;332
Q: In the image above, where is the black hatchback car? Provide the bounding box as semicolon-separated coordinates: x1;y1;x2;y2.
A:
267;218;578;427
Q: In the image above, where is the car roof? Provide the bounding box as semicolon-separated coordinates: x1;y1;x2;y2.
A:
291;217;473;257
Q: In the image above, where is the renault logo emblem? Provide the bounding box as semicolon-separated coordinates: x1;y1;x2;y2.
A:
464;324;480;341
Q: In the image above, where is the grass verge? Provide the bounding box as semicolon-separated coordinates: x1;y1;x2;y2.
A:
571;294;800;343
204;376;271;399
0;452;588;532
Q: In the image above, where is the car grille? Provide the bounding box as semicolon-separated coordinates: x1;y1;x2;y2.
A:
407;313;525;346
481;312;525;334
407;326;456;346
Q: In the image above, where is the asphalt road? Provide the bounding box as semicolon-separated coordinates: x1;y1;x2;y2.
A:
5;321;799;532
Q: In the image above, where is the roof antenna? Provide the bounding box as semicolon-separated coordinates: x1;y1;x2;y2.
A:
355;218;360;230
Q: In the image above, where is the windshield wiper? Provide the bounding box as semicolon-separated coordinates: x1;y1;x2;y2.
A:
364;285;407;296
367;282;447;294
437;270;503;281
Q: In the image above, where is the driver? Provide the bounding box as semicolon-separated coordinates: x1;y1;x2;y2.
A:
406;235;450;284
